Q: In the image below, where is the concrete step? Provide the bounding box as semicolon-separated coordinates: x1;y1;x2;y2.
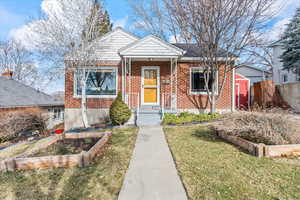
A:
136;112;162;126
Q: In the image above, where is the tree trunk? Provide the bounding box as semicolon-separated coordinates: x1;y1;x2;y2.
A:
210;70;217;114
81;78;90;128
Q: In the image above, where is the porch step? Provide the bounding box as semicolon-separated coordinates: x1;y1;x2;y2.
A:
136;111;162;126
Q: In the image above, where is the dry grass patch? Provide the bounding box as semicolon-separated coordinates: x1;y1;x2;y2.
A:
0;127;138;200
164;125;300;200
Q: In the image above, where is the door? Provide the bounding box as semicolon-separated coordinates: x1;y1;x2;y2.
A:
142;67;160;105
235;77;250;110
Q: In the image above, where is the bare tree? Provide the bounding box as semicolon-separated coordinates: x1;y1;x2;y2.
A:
17;0;110;128
132;0;280;113
0;40;38;86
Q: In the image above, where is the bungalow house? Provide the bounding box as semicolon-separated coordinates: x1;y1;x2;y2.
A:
0;73;64;128
64;28;236;129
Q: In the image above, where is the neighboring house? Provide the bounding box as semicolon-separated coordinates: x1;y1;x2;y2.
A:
236;65;272;86
64;28;236;129
270;41;300;85
0;73;64;128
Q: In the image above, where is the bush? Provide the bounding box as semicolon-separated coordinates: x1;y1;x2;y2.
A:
163;112;220;125
109;93;132;125
213;112;300;145
0;110;48;143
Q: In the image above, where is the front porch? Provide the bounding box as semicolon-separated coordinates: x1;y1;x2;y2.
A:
119;35;186;118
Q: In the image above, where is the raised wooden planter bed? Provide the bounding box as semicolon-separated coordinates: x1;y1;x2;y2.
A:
216;131;300;158
0;131;112;171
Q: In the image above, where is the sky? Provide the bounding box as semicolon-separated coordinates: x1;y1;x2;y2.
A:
0;0;299;93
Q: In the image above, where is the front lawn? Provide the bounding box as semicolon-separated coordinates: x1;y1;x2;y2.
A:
164;125;300;200
0;127;138;200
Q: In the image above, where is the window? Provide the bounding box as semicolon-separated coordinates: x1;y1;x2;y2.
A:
48;108;64;120
75;67;118;97
190;67;216;93
296;69;300;82
282;74;288;83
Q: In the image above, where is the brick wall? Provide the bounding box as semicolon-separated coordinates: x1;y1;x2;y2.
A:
65;62;122;109
65;61;233;111
177;62;233;110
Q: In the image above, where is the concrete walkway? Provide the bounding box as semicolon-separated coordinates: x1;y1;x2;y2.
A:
118;126;187;200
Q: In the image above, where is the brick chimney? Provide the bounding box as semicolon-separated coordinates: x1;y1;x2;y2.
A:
1;71;13;79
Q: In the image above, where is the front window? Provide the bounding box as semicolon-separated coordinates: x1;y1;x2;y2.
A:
191;68;216;93
75;67;117;97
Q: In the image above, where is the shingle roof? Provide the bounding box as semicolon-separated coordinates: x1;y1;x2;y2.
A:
172;43;237;58
0;77;64;108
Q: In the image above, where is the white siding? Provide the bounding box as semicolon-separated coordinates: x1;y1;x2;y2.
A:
92;30;138;60
272;46;298;85
236;67;271;85
68;28;139;61
120;36;184;57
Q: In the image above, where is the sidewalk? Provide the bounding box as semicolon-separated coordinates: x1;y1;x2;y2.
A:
118;126;188;200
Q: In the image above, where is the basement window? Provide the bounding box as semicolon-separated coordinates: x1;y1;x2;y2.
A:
75;67;118;98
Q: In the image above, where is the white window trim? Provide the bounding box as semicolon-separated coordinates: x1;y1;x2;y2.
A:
73;67;118;99
189;67;219;95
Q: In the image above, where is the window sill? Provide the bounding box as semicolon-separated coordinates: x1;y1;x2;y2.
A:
73;95;117;99
190;92;219;96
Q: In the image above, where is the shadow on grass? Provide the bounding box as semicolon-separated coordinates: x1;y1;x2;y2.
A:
191;127;254;156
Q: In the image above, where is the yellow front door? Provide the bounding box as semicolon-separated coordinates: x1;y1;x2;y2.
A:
142;68;159;104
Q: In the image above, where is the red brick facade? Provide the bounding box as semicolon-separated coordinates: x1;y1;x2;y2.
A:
65;61;233;111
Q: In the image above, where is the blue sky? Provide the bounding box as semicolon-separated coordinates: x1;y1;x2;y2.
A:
0;0;131;40
0;0;299;93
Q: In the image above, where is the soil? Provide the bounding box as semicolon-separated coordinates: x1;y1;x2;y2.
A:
29;138;99;157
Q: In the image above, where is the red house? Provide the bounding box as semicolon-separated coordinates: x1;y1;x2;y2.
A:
64;28;236;129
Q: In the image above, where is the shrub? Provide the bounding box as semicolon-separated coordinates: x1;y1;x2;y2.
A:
0;110;48;143
163;112;220;125
109;93;132;125
213;112;300;145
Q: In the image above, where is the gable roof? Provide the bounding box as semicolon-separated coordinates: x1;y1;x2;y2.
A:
0;77;64;108
237;65;272;74
66;27;140;61
173;43;237;58
119;35;185;57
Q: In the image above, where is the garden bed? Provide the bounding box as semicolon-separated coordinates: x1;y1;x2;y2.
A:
213;111;300;158
0;131;112;171
163;112;220;125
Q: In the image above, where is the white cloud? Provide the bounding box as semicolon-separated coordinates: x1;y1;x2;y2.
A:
268;17;291;41
113;16;128;28
169;34;185;43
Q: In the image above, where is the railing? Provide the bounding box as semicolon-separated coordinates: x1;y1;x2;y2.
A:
161;93;172;120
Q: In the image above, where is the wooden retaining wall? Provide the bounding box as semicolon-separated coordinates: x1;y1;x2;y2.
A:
0;132;112;171
216;131;300;158
216;131;264;157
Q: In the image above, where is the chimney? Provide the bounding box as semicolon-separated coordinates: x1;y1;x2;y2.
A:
2;71;13;79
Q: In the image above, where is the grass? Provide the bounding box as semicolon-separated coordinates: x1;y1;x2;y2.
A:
164;125;300;200
0;127;138;200
0;137;57;160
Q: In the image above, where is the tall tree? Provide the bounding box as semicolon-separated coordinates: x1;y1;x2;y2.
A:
131;0;279;113
0;40;38;86
82;0;112;42
281;7;300;73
